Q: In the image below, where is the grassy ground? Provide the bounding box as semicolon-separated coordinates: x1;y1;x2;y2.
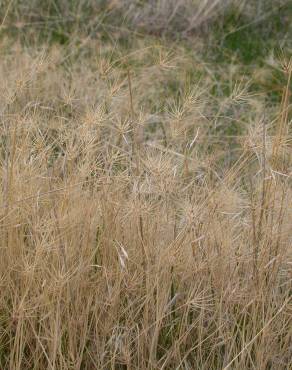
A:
0;1;291;369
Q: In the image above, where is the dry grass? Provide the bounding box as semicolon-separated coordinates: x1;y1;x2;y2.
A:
0;37;291;369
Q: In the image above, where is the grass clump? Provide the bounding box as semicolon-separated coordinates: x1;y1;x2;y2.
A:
0;1;291;369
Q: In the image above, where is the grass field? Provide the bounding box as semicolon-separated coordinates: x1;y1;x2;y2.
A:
0;1;291;369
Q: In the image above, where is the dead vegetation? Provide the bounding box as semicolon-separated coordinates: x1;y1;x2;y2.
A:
0;4;291;369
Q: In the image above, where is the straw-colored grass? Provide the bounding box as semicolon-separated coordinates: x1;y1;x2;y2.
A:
0;34;291;369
